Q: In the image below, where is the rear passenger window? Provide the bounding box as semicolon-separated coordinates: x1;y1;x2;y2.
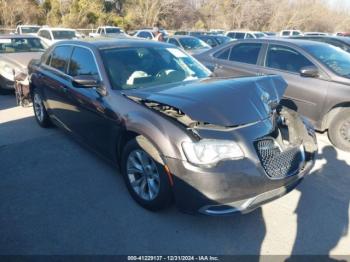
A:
229;43;262;64
50;46;72;73
235;33;245;39
226;32;235;38
68;47;99;78
214;47;230;60
266;45;314;73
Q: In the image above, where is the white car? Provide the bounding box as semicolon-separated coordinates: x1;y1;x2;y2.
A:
279;30;303;37
225;31;266;40
15;25;41;35
37;28;78;46
89;26;126;38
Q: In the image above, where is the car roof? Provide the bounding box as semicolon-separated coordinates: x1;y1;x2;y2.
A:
0;34;39;39
39;27;76;31
169;35;198;39
55;38;175;50
291;35;350;44
229;38;333;49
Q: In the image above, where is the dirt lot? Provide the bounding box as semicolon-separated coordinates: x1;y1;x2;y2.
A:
0;93;349;256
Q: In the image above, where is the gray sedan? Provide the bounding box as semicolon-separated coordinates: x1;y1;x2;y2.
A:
196;38;350;151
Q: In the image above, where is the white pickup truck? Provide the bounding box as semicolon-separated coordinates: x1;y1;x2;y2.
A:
89;26;126;38
15;25;41;35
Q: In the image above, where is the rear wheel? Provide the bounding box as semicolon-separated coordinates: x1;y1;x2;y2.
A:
121;136;173;211
32;89;51;128
328;108;350;152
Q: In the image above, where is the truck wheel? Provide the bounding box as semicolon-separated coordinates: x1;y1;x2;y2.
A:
121;136;173;211
328;108;350;152
33;89;51;128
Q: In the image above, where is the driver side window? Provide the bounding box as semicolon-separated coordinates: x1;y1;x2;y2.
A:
266;45;314;73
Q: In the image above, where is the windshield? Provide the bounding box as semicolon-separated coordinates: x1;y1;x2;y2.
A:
215;36;231;44
254;33;265;38
101;47;211;90
106;28;122;34
21;26;40;34
52;31;76;40
0;38;45;53
303;44;350;79
178;37;210;50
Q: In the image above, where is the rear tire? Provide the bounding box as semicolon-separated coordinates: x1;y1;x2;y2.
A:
328;108;350;152
32;88;51;128
121;136;173;211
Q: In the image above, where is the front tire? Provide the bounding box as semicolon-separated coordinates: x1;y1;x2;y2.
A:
121;136;173;211
328;108;350;152
32;89;51;128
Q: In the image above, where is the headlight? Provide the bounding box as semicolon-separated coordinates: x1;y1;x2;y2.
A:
182;139;244;166
0;63;15;81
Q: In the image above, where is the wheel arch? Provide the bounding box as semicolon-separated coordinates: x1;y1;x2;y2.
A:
321;102;350;131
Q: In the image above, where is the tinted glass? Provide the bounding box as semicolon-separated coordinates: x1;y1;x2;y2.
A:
246;33;254;39
201;37;217;47
101;47;210;90
106;28;121;34
215;36;230;44
69;47;99;78
52;31;76;40
214;48;230;60
21;26;40;34
266;45;313;73
282;31;290;36
235;33;245;39
178;37;210;50
168;38;180;47
303;44;350;78
50;46;72;73
138;32;153;39
292;31;301;36
226;32;235;38
229;43;262;64
0;37;45;53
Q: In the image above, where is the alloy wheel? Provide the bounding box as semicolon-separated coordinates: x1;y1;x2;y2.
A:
126;149;160;201
33;93;44;123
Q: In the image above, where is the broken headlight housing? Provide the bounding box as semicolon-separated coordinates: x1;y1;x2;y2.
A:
182;139;244;166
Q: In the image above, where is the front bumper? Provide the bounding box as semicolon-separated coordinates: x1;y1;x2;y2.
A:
0;74;15;90
166;108;317;215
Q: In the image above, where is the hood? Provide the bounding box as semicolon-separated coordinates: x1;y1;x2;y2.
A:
0;52;43;70
124;75;287;127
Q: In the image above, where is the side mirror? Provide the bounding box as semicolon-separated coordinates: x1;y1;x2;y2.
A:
300;66;319;78
72;75;100;88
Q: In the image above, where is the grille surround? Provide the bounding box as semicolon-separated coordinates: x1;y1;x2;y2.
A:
255;137;304;179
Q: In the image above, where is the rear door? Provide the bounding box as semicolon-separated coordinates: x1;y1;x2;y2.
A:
211;42;264;77
259;44;328;124
40;45;73;124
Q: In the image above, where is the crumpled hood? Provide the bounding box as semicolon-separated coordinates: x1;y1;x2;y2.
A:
0;52;43;70
124;75;287;127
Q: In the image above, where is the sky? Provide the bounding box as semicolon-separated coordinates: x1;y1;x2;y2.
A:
325;0;350;10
